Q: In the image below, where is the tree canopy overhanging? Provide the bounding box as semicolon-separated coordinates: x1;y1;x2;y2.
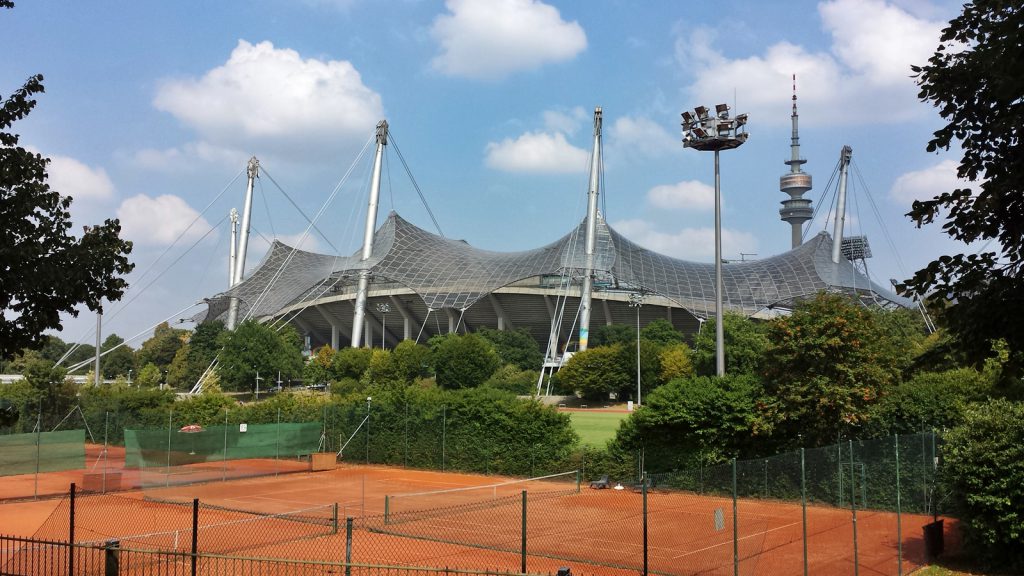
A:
1;72;135;361
902;0;1024;376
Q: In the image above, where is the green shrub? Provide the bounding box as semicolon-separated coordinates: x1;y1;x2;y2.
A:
941;399;1024;570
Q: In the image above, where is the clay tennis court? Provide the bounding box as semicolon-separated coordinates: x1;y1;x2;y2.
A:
0;460;956;575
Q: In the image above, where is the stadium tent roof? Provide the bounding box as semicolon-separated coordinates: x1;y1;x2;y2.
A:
203;211;908;344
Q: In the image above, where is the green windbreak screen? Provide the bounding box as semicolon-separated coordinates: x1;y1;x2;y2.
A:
0;429;85;476
124;422;321;468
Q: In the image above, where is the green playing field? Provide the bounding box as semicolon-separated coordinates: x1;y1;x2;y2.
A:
567;410;630;448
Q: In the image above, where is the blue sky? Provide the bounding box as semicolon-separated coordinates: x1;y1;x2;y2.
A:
2;0;972;348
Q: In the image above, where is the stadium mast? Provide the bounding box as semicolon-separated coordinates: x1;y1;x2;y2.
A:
577;107;603;352
832;145;853;264
226;157;259;330
351;120;389;348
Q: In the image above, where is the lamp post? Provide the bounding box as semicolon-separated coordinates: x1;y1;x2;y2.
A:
375;302;391;349
682;103;748;377
628;292;644;406
127;369;133;387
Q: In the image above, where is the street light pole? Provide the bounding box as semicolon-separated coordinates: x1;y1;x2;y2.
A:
628;292;644;406
681;104;749;377
375;303;391;349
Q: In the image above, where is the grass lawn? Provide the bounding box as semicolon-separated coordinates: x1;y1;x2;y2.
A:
567;410;630;447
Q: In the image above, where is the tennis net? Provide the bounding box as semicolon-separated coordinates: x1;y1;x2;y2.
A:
384;470;578;525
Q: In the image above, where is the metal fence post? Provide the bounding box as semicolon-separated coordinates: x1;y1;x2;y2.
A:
333;503;339;534
521;490;527;574
643;476;649;576
384;496;390;525
69;482;76;576
850;440;859;576
222;408;228;482
732;458;738;576
191;498;199;576
103;412;109;493
896;434;903;576
166;410;172;487
801;448;808;576
345;517;354;576
103;540;120;576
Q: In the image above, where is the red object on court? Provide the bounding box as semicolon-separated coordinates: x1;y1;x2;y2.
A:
179;424;204;433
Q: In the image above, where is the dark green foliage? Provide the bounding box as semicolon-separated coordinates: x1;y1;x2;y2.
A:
692;313;769;376
136;322;186;370
558;344;629;401
866;368;990;436
217;320;303;392
610;374;764;472
640;318;684;346
389;340;432;382
902;1;1024;379
942;399;1024;570
0;73;134;361
761;293;903;447
303;346;335;386
431;333;500;389
615;338;661;402
332;347;373;380
590;324;635;347
100;334;135;379
483;364;538;395
476;327;542;370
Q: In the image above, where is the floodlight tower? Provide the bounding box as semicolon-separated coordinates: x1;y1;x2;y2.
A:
780;75;813;248
227;158;259;330
351;121;388;348
681;103;748;377
578;107;603;352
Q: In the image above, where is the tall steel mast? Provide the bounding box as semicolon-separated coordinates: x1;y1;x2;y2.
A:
832;146;853;264
351;120;388;348
226;157;259;330
577;107;602;352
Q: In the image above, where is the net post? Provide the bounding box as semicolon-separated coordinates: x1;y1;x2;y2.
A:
333;503;339;534
521;490;527;574
732;458;738;576
801;447;808;576
69;482;76;576
344;517;353;576
384;496;390;526
191;498;199;576
850;440;859;576
895;434;903;576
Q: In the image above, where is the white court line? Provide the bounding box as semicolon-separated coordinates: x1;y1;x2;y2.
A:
671;520;803;560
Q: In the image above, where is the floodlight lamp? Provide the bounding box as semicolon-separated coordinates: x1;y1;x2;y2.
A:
695;106;709;119
692;126;708;138
682;111;694;124
715;103;729;117
735;113;748;126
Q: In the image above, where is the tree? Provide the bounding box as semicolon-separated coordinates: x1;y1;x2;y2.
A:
641;318;685;346
100;334;135;379
217;320;303;392
332;347;373;380
136;322;186;370
558;344;630;401
0;71;134;361
941;399;1024;570
659;343;694;384
692;313;770;376
761;293;904;447
865;368;990;437
431;333;500;389
902;2;1024;378
389;340;432;382
476;327;543;370
590;324;635;348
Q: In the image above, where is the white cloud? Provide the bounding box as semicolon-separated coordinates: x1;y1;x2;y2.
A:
612;218;757;261
542;107;587;135
116;194;214;246
889;159;972;204
133;141;243;172
484;131;589;173
152;40;382;162
430;0;587;80
607;115;679;159
676;0;945;126
647;180;715;211
28;151;115;201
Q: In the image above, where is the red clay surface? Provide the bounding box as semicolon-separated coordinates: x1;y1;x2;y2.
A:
0;461;959;576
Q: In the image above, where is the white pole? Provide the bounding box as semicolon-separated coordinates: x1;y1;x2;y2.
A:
714;150;725;377
352;121;388;348
832;146;853;264
227;159;259;330
94;311;102;386
578;107;602;352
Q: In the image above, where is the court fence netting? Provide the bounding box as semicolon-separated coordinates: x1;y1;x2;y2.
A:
1;432;952;576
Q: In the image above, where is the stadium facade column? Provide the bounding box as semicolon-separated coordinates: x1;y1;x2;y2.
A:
351;121;388;348
577;107;603;352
